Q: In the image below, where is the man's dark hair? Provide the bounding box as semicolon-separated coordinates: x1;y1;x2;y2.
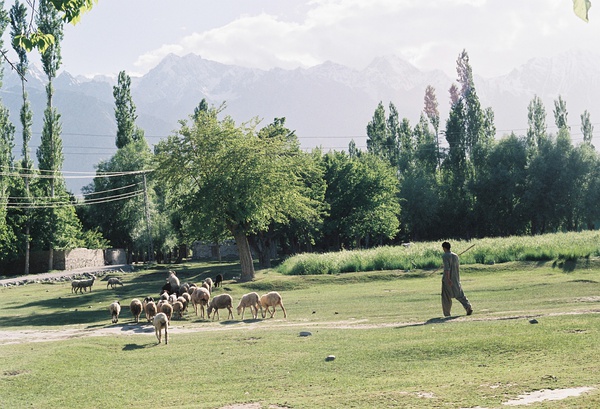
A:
442;241;451;250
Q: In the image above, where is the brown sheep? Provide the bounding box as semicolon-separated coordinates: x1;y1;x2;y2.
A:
191;287;210;318
237;292;260;320
130;299;143;323
172;301;184;319
207;293;234;321
260;291;287;319
144;300;158;322
160;302;173;323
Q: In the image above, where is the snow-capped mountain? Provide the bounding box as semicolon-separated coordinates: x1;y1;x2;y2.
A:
1;50;600;193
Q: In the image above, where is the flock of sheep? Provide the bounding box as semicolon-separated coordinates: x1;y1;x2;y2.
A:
91;270;287;345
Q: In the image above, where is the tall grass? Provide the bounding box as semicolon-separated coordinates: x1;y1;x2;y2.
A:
277;230;600;275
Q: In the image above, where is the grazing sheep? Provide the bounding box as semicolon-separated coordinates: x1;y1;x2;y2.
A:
166;270;180;294
178;282;190;296
130;299;143;323
237;292;261;320
144;301;158;322
106;277;124;289
153;312;169;344
260;291;287;319
180;292;191;306
203;277;214;292
71;279;81;293
157;299;169;311
187;285;198;296
177;296;188;313
168;293;178;305
172;301;184;319
201;281;211;293
191;287;210;318
207;293;234;321
109;301;121;323
214;274;223;288
160;302;174;323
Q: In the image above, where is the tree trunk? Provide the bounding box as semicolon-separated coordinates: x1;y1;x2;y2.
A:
233;228;255;282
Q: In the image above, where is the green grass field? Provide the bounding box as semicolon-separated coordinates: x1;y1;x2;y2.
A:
1;257;599;408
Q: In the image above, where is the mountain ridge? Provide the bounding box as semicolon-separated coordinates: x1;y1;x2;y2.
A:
1;49;599;193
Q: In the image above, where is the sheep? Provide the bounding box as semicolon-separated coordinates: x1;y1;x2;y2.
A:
130;299;143;323
168;293;178;305
187;285;198;296
207;293;234;321
201;281;211;293
237;292;261;320
260;291;287;319
203;277;214;293
180;292;191;306
178;282;190;296
71;279;81;293
76;275;96;293
71;275;95;294
160;302;173;323
177;296;188;314
159;290;170;301
106;277;123;289
153;312;169;344
214;274;223;288
166;270;180;294
144;300;158;322
172;301;184;319
109;301;121;324
191;287;210;318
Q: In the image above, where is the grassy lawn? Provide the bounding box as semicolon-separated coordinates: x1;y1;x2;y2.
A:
1;259;599;408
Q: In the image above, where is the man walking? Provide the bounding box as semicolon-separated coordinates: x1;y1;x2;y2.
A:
441;241;473;317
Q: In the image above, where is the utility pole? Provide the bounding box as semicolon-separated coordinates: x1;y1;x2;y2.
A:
143;172;153;262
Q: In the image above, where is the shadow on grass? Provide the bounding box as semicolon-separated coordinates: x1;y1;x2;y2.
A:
123;343;154;351
395;316;460;329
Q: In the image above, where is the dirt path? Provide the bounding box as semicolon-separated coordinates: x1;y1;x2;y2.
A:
2;309;599;345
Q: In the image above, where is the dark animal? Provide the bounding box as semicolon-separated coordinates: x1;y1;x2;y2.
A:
214;274;223;288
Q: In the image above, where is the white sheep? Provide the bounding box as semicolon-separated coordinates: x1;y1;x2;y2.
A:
191;287;210;318
168;293;178;305
109;301;121;324
153;312;169;344
159;290;169;302
260;291;287;319
106;277;123;289
207;293;234;321
75;275;96;293
237;292;261;320
71;279;80;293
130;299;143;323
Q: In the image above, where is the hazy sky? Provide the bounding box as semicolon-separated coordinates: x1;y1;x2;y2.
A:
1;0;597;188
4;0;599;78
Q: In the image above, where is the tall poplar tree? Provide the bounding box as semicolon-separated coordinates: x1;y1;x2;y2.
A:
114;71;143;149
10;0;34;274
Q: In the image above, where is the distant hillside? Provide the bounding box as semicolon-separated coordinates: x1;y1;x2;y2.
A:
1;49;599;193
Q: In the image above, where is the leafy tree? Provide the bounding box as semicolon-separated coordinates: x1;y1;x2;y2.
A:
114;71;143;149
367;102;392;162
580;109;594;147
526;95;547;160
322;151;399;249
472;133;528;236
553;95;569;131
423;85;441;168
154;107;321;281
10;0;35;273
81;140;152;257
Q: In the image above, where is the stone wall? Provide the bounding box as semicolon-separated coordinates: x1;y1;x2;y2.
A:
55;248;105;270
192;241;243;260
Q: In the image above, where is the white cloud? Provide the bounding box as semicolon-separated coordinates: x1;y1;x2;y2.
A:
130;0;600;78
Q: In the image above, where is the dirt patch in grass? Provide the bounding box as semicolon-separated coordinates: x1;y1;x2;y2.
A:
502;387;595;406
